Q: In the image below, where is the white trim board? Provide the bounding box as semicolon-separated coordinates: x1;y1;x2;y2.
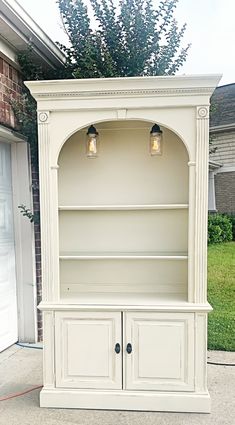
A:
11;142;37;342
40;388;211;413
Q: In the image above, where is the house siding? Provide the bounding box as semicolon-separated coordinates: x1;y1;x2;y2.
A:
210;84;235;215
210;130;235;214
210;130;235;166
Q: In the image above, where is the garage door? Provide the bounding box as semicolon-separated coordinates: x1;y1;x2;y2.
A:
0;142;18;352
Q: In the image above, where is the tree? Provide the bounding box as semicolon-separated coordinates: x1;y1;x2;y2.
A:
15;0;191;165
57;0;190;78
12;50;63;167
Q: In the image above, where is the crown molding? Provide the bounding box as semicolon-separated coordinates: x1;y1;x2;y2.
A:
33;87;215;100
25;74;222;103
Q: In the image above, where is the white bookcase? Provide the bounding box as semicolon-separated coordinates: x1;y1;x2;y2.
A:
58;123;188;304
26;75;221;413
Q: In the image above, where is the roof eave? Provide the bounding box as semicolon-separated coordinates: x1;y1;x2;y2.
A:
0;0;66;69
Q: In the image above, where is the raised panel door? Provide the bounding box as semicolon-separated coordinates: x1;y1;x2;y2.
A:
124;312;194;391
55;311;122;389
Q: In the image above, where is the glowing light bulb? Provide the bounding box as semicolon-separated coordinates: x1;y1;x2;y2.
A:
150;124;163;156
88;137;97;154
86;125;98;158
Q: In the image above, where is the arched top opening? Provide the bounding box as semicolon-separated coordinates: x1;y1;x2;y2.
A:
57;118;190;162
58;119;189;206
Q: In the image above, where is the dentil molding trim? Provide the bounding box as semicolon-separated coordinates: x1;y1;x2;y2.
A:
34;87;215;99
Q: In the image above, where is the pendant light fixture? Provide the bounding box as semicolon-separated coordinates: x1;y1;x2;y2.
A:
86;125;99;158
150;124;163;156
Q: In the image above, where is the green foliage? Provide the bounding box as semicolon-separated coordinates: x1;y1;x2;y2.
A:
12;49;47;166
226;214;235;240
18;204;35;223
208;214;233;245
16;1;190;166
208;242;235;351
18;50;45;81
12;47;67;166
11;90;38;165
18;47;69;81
57;0;190;78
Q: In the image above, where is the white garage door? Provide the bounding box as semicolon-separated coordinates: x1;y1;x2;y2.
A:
0;142;18;352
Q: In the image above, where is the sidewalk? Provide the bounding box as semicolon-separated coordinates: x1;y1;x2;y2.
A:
0;345;234;425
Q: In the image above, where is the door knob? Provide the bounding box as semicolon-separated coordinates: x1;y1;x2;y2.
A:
115;343;121;354
126;343;132;354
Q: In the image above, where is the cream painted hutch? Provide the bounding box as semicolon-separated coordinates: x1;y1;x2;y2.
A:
26;75;221;413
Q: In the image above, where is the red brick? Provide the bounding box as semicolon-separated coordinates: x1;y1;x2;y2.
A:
0;80;7;92
3;93;9;102
4;104;10;125
0;109;5;123
9;66;12;80
12;68;18;83
4;78;12;89
11;91;17;100
3;61;9;77
10;109;15;127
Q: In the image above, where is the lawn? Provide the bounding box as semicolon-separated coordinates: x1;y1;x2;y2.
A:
207;242;235;351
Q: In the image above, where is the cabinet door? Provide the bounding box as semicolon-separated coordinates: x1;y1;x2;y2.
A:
55;311;122;389
124;312;194;391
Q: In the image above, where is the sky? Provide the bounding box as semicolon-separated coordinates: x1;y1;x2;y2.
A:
18;0;235;86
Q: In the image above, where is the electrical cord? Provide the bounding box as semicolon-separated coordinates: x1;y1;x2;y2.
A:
1;344;233;402
16;342;43;350
0;385;43;402
207;361;235;366
15;343;234;364
0;362;233;402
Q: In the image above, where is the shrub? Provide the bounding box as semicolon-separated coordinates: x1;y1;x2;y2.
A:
208;214;233;244
226;214;235;241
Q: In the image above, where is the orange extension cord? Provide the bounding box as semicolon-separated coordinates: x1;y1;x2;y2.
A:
0;385;43;401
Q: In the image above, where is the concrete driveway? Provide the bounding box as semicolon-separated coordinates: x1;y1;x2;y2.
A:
0;344;234;425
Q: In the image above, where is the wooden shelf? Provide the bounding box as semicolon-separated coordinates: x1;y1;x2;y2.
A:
58;204;189;211
59;292;188;306
59;252;188;260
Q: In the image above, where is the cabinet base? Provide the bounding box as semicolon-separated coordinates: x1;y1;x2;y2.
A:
40;388;211;413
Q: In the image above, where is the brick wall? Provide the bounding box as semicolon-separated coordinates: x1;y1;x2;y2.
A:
31;164;42;341
0;55;42;341
0;57;22;129
215;171;235;214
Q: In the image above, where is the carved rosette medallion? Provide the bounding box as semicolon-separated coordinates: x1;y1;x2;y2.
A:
197;106;209;119
38;112;49;123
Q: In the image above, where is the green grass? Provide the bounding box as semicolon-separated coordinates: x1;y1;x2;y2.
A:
208;242;235;351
